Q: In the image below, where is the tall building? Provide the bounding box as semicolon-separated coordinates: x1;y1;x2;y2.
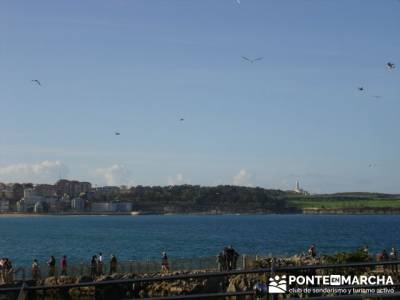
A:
34;184;57;198
55;180;92;197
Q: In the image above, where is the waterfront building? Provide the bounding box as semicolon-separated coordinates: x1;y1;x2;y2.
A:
18;190;59;213
23;188;36;198
91;202;115;212
71;197;86;211
60;194;71;210
0;200;10;212
113;202;133;212
34;201;45;213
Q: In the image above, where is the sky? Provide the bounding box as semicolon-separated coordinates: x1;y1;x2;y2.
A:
0;0;399;193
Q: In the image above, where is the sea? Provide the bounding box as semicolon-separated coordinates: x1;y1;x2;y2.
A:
0;214;399;268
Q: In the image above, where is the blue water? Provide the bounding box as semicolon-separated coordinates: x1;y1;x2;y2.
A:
1;214;399;267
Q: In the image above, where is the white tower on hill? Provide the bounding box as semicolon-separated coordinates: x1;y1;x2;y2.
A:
294;180;308;195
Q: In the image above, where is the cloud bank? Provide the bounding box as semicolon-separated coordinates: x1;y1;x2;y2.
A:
0;161;69;183
94;164;135;186
233;169;252;186
168;173;189;186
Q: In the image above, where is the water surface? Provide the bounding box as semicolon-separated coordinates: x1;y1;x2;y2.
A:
1;214;399;267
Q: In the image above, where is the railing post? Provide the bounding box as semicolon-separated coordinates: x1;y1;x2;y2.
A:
269;258;275;300
17;282;27;300
242;255;246;270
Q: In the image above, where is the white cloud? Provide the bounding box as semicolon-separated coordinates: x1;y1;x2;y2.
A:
233;169;252;186
94;164;135;186
168;173;189;186
0;161;69;183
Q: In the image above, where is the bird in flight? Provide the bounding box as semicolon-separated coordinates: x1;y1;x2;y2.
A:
387;62;396;70
242;57;263;64
115;131;120;136
31;79;41;86
358;87;365;91
180;118;184;122
368;163;377;168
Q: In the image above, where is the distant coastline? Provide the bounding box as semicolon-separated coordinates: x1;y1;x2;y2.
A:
2;207;400;216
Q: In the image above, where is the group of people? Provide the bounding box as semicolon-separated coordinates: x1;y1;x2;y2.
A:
30;255;68;280
217;246;239;271
0;258;13;284
30;253;118;280
90;253;118;279
370;247;399;261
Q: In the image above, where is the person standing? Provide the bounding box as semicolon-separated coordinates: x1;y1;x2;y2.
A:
4;259;13;283
308;245;317;258
161;252;169;273
60;256;67;276
226;246;239;270
90;256;97;280
47;256;56;277
390;247;398;273
362;245;369;255
97;252;103;275
217;251;226;271
109;255;117;274
0;258;5;283
32;259;40;281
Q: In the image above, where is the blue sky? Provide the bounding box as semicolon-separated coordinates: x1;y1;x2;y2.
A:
0;0;399;193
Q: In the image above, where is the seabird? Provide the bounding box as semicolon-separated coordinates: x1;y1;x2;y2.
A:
358;87;365;91
387;62;396;70
31;79;41;86
242;56;263;63
115;132;120;136
180;118;184;122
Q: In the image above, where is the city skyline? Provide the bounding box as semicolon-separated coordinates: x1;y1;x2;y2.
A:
1;0;400;193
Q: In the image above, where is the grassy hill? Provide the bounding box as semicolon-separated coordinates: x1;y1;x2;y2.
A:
288;194;400;210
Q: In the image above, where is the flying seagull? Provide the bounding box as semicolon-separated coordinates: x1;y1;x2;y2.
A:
242;56;263;64
387;62;396;70
31;79;41;86
115;131;120;136
358;86;365;91
180;118;184;122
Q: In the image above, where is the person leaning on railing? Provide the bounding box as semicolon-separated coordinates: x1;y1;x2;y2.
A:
109;254;117;274
161;252;169;273
32;259;40;281
61;255;67;276
390;247;398;273
90;255;97;280
47;256;56;277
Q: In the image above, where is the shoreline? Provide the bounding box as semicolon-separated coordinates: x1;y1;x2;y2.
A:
2;209;400;217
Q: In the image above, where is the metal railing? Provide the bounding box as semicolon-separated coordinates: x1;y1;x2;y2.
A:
8;255;259;281
1;259;400;299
